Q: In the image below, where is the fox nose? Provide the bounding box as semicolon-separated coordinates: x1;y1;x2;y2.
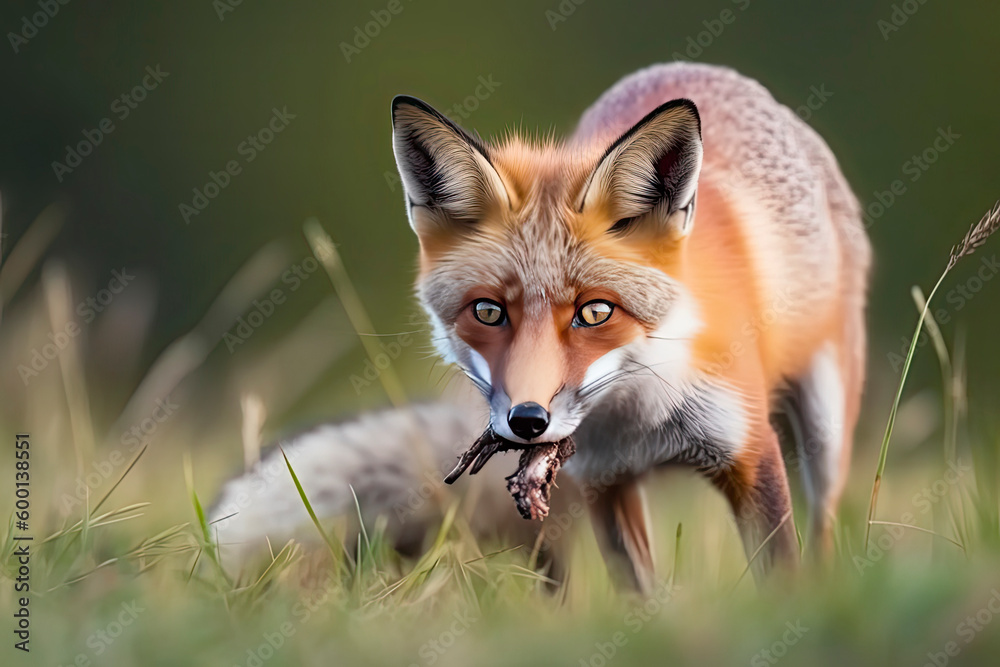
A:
507;402;549;440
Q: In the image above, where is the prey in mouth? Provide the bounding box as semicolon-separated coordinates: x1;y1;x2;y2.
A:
444;428;576;520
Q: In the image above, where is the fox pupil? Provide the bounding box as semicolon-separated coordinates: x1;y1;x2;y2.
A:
576;301;613;327
474;300;504;325
609;217;636;233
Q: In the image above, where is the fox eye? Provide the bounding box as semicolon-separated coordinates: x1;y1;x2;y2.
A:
574;300;614;327
473;299;506;326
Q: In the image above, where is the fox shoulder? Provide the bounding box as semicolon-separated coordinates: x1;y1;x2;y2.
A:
575;62;869;303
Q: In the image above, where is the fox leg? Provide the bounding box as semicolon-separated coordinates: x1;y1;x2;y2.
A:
589;477;656;594
787;336;862;555
712;425;799;581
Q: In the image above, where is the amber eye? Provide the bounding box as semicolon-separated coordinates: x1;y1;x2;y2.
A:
473;299;506;326
575;300;614;327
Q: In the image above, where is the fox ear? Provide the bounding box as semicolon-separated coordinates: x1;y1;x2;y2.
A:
579;99;702;240
391;95;510;232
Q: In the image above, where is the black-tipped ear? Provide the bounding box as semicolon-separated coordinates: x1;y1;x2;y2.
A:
579;98;702;238
391;95;509;228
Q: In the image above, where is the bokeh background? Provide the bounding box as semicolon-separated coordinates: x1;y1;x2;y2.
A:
2;2;1000;666
3;0;1000;429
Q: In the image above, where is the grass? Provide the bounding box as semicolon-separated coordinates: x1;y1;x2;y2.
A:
864;202;1000;550
2;209;1000;666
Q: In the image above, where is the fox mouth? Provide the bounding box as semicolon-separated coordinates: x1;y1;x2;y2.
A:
444;427;576;520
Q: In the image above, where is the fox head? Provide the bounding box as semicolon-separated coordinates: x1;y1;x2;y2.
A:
391;95;703;444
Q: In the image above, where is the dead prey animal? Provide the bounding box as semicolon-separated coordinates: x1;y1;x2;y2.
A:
444;428;576;520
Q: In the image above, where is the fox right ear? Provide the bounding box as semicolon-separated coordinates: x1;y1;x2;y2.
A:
391;96;510;233
579;98;702;240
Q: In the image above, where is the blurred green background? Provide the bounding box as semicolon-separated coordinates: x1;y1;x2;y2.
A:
2;0;999;427
2;4;1000;666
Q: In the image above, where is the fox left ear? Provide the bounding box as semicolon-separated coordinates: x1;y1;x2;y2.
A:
579;98;702;240
391;95;511;235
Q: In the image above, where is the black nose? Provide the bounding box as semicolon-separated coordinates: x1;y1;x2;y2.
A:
507;402;549;440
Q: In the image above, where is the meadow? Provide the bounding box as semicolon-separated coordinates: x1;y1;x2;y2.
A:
2;203;1000;667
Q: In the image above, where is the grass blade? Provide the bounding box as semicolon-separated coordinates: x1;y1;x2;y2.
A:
280;447;351;576
865;200;1000;550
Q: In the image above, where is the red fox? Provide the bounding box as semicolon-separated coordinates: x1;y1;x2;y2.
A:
211;63;870;592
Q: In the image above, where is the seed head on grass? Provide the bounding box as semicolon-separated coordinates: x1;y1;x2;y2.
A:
947;201;1000;271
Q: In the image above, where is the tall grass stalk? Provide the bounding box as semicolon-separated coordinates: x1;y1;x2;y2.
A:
865;201;1000;549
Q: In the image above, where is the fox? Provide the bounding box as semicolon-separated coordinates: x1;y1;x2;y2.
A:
210;62;870;592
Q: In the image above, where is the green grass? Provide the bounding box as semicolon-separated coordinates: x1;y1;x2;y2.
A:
3;211;1000;666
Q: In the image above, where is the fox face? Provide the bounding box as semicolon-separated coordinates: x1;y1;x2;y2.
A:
391;95;704;444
